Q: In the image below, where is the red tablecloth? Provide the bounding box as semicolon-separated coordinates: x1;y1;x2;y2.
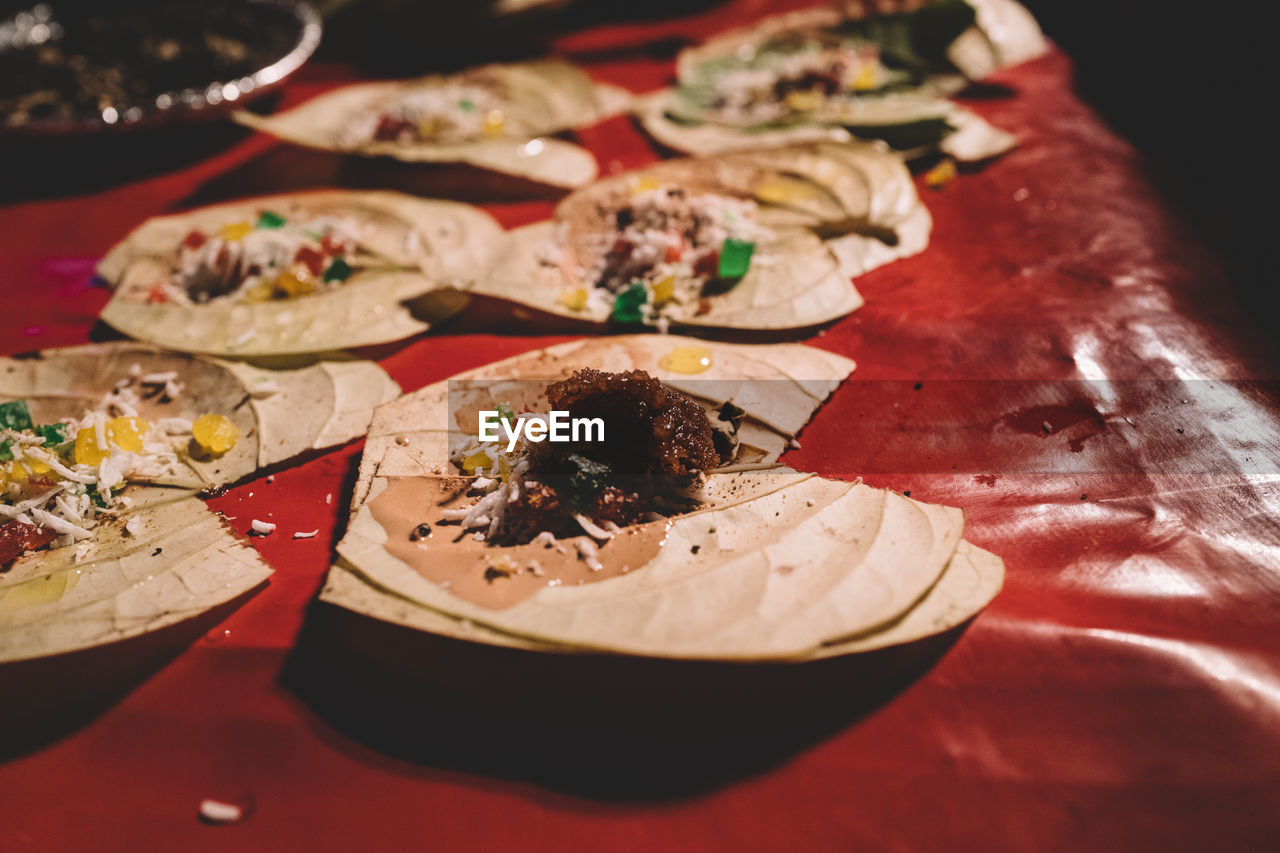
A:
3;3;1279;850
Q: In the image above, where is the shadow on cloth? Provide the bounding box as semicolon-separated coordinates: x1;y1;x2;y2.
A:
0;120;254;205
179;144;573;209
0;581;269;763
279;595;968;801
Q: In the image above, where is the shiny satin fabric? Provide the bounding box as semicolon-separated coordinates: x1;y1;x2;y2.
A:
1;3;1278;849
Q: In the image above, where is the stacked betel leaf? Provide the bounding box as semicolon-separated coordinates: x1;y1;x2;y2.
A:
235;60;632;189
635;0;1047;162
0;343;398;662
325;337;1002;662
460;140;929;331
96;191;500;356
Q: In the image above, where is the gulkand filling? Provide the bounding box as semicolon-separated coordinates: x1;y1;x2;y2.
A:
342;80;508;146
446;369;742;547
0;369;238;567
146;209;360;306
551;181;767;325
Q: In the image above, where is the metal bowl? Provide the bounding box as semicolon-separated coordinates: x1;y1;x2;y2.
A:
0;0;321;136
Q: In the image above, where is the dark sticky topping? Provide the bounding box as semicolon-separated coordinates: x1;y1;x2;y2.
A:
544;368;722;485
496;369;730;544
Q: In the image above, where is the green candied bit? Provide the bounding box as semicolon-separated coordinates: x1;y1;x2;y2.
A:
496;403;516;426
611;282;649;324
458;99;475;112
0;400;33;432
718;238;755;279
90;488;110;509
35;423;69;448
256;210;286;229
323;258;354;283
0;437;12;461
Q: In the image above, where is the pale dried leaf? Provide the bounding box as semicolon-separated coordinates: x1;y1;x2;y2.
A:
234;60;626;188
0;497;270;663
97;191;501;356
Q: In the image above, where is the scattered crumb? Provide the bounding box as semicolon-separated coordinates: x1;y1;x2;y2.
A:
247;378;281;398
1042;421;1053;433
924;158;957;189
325;494;332;505
250;519;276;536
198;799;242;824
266;475;274;484
293;530;318;539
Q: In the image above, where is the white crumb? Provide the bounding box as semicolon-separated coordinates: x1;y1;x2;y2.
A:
198;799;242;824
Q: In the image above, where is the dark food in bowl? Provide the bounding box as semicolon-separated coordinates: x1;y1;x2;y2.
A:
0;0;315;130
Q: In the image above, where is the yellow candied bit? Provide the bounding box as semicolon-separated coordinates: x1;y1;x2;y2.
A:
107;417;150;452
274;270;315;298
658;345;714;375
631;176;660;196
75;427;109;466
925;158;957;190
461;449;491;474
851;65;878;92
498;455;511;483
417;116;444;139
243;281;275;303
785;90;823;112
651;275;675;305
192;414;238;456
10;461;31;482
218;221;254;242
559;287;589;311
483;110;505;137
756;176;813;205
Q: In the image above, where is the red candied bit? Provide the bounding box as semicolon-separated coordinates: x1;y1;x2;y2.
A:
294;245;326;276
182;230;207;250
0;520;57;568
694;249;720;278
664;234;685;263
610;236;633;256
320;233;350;256
146;283;169;304
373;115;412;141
